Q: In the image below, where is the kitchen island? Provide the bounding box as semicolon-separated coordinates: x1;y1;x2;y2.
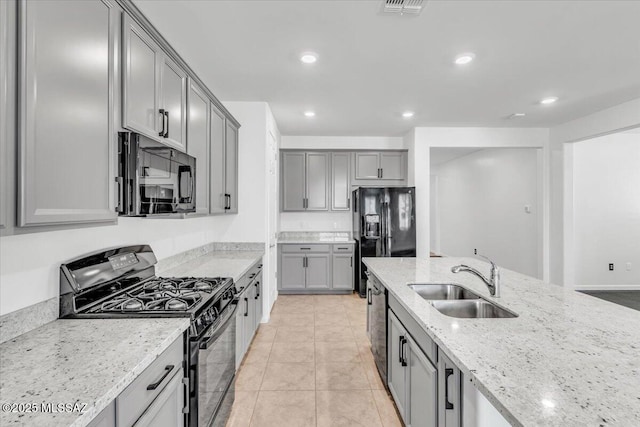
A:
363;256;640;427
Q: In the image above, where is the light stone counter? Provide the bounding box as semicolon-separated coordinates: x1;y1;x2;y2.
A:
363;257;640;427
158;250;264;283
0;318;189;427
277;231;354;244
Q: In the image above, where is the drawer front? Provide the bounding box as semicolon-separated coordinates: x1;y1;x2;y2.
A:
332;244;354;253
280;244;330;253
116;336;184;427
388;293;437;364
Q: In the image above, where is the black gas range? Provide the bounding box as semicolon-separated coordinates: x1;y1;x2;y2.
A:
59;245;239;427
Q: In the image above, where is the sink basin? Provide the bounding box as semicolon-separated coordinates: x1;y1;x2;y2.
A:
408;283;481;300
430;300;518;318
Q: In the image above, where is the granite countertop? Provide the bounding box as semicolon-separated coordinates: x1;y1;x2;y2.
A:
277;232;354;244
0;318;189;427
363;257;640;427
158;250;264;282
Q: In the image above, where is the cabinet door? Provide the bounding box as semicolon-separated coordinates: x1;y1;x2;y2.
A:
354;152;380;179
235;297;245;368
388;311;408;423
87;401;115;427
438;349;461;427
305;254;331;289
209;104;226;214
123;14;160;138
18;0;118;226
160;56;187;151
225;121;239;213
134;371;185;427
407;336;437;427
280;253;306;289
306;153;329;211
281;152;305;211
380;152;406;180
331;153;350;210
254;277;263;326
187;81;209;214
332;254;353;290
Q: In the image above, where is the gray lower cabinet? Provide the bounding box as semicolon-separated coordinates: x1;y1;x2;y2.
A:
18;0;118;227
87;401;115;427
281;152;329;211
278;244;353;293
116;336;186;427
187;80;210;214
388;309;438;427
236;265;263;368
438;349;461;427
134;371;185;427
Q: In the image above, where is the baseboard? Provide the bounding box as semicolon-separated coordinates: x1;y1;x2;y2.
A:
575;285;640;291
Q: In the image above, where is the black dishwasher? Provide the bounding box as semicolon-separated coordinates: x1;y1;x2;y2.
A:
367;272;388;386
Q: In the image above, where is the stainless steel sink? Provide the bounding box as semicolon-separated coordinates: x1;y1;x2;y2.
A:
407;283;481;300
430;300;518;318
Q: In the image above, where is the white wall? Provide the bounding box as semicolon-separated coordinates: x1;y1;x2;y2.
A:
432;148;542;278
408;127;549;264
572;132;640;289
279;135;407;232
549;97;640;287
0;101;273;317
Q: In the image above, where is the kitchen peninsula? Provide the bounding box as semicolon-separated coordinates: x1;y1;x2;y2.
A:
363;256;640;426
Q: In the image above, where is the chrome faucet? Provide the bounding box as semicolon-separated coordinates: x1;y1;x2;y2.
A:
451;255;501;297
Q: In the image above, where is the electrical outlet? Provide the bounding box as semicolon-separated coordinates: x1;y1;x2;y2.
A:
474;248;477;255
626;262;632;271
608;263;614;271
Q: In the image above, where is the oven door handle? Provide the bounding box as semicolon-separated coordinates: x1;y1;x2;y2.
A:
199;300;239;350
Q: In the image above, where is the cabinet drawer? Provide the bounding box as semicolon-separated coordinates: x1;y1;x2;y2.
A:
281;244;330;253
116;336;184;427
332;244;354;253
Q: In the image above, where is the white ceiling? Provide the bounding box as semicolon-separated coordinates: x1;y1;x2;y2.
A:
134;0;640;136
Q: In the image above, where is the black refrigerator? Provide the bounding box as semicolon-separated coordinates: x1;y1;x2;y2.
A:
353;187;416;297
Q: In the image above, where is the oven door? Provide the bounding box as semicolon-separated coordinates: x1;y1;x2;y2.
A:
190;300;238;427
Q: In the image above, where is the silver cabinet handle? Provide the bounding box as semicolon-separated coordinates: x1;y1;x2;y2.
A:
182;377;190;414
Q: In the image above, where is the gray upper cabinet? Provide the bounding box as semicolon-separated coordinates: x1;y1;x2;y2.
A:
353;151;407;184
122;14;161;139
306;153;329;211
379;152;405;180
18;0;118;227
331;153;350;210
159;56;187;151
0;0;12;232
354;152;380;179
225;121;239;213
282;152;305;211
281;152;329;212
187;80;209;214
123;15;188;152
209;104;226;214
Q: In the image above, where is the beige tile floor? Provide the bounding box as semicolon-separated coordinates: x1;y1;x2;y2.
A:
226;294;403;427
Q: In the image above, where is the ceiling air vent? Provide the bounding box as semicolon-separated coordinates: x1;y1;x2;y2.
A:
383;0;425;15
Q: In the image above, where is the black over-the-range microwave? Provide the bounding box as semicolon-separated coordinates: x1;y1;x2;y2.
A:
117;132;196;216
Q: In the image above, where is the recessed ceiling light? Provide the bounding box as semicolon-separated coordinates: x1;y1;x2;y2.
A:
454;53;475;65
304;111;315;117
300;52;318;64
402;111;414;118
540;96;559;105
